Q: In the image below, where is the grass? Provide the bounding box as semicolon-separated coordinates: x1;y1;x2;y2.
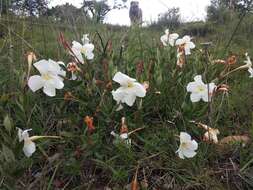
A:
0;14;253;189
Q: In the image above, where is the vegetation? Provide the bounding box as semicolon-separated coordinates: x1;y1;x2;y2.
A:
0;0;253;189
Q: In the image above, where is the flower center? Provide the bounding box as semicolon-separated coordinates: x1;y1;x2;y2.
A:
197;85;206;92
42;73;52;81
181;142;188;149
81;47;88;55
127;82;134;88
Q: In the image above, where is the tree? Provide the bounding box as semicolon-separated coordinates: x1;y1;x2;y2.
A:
0;0;16;15
46;3;83;21
152;7;181;29
82;0;127;23
10;0;49;16
207;0;253;23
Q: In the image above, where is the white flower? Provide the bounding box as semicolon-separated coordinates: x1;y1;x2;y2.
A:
160;29;179;47
17;128;60;158
17;128;36;157
28;59;66;97
186;75;216;103
244;53;253;78
110;131;131;145
175;35;195;55
71;34;94;64
176;132;198;159
112;72;146;107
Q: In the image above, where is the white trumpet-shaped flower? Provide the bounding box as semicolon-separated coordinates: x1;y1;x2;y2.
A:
160;29;179;47
28;59;66;97
17;128;36;157
187;75;216;103
71;34;94;64
175;35;195;55
176;132;198;159
244;53;253;78
17;128;60;158
112;72;146;107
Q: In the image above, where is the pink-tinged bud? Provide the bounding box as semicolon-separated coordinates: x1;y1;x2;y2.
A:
67;62;80;72
26;52;37;66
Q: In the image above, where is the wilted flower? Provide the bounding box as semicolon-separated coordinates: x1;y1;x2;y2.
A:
203;128;220;144
160;29;179;47
26;51;37;78
71;34;94;64
186;75;216;102
176;132;198;159
110;131;131;145
28;59;66;97
216;84;229;93
112;72;146;107
175;35;195;55
84;116;95;134
26;51;37;66
111;117;131;145
67;62;80;80
227;55;237;65
195;122;220;144
176;47;185;68
17;128;60;157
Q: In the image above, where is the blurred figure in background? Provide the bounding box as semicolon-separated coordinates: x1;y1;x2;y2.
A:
129;1;142;26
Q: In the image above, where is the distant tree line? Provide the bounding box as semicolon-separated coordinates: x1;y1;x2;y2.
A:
207;0;253;23
0;0;128;23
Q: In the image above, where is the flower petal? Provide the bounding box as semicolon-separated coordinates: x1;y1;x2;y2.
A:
160;34;168;46
113;72;135;86
182;149;196;158
248;67;253;78
123;94;136;106
178;149;185;159
112;88;125;104
183;35;191;42
23;140;36;157
72;41;83;50
33;60;50;74
194;75;203;83
186;82;197;92
28;75;44;92
43;82;56;97
175;38;184;46
47;76;64;90
188;140;198;150
188;41;196;49
86;52;94;60
71;48;84;64
180;132;192;142
132;83;146;97
190;93;202;102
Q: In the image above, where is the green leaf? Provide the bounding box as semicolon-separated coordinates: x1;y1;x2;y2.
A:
3;115;13;132
2;144;15;163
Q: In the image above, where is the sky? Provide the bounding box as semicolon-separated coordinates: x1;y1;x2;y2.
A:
50;0;211;25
